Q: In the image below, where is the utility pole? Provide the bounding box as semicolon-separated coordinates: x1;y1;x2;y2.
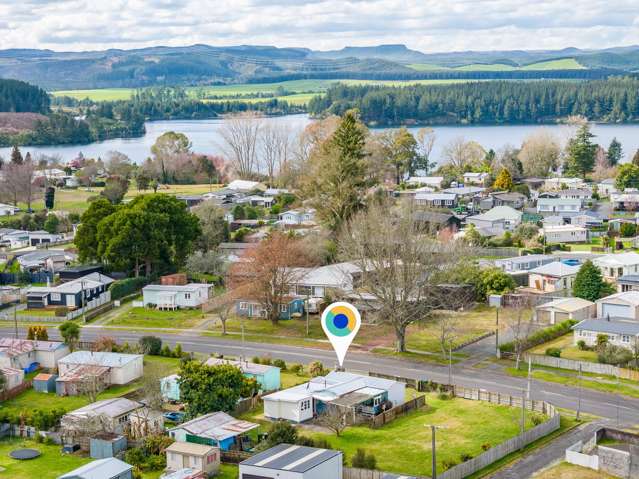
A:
526;356;532;400
448;346;453;385
305;293;309;337
520;389;526;452
13;303;18;339
425;424;440;479
495;306;500;358
617;373;621;427
81;279;87;324
576;364;582;421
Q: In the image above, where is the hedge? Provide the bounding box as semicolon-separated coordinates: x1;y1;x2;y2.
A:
499;319;577;353
109;276;150;300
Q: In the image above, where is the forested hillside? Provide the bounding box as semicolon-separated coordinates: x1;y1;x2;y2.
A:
0;79;50;113
308;77;639;125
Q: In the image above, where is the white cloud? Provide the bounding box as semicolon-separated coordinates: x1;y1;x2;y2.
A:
0;0;637;52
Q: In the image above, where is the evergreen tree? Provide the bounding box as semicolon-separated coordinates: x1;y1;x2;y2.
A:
633;149;639;167
615;164;639;191
607;138;623;166
573;260;615;302
493;168;513;191
564;124;597;179
10;145;22;165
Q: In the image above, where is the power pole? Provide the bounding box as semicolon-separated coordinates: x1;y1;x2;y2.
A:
495;307;500;358
426;424;438;479
520;389;526;452
576;364;582;421
526;356;532;400
617;373;621;427
13;303;18;339
81;279;87;324
448;346;453;385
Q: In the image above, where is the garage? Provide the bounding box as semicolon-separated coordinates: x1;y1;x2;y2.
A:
601;303;632;319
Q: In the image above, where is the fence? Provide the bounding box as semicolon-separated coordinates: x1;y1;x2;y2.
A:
234;396;262;415
5;293;115;323
368;371;430;392
66;292;112;320
344;468;388;479
522;353;639;381
221;450;252;464
476;247;520;258
0;271;53;286
369;395;426;428
0;379;33;401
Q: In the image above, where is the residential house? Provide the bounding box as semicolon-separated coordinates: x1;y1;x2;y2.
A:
61;398;143;436
1;367;24;390
58;351;144;386
58;458;134;479
406;176;444;189
56;364;112;396
205;358;281;392
227;180;266;193
463;172;490;185
494;254;555;273
218;242;255;263
235;194;276;208
263;371;405;423
557;188;592;205
413;211;462;236
0;338;69;369
595;291;639;320
542;215;564;227
165;442;219;477
0;228;29;248
236;297;305;320
594;252;639;282
466;206;522;231
535;297;596;324
442;186;485;198
264;188;290;197
528;261;581;293
28;230;65;246
176;195;205;209
0;204;19;216
541;225;588;244
597;178;618;197
26;273;113;310
573;318;639;351
142;284;212;310
59;265;104;282
543;177;585;190
16;249;75;272
168;411;259;451
414;193;457;208
611;190;639;211
491;191;527;209
617;275;639;293
239;444;343;479
571;214;604;228
396;185;435;199
288;261;365;298
536;198;581;216
279;208;316;225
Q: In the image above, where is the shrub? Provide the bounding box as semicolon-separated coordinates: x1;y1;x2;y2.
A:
44;435;55;445
308;361;325;377
160;345;172;357
110;276;150;300
597;344;634;365
531;414;544;426
545;347;561;358
352;449;377;469
443;459;458;470
460;453;473;462
262;421;298;448
289;363;303;374
173;343;183;358
500;320;577;353
272;359;287;370
125;448;146;467
577;340;588;351
620;222;637;238
261;356;272;366
481;443;491;451
252;356;261;364
139;336;162;355
54;306;68;317
34;433;43;443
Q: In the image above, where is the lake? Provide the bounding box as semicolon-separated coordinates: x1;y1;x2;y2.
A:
2;114;639;164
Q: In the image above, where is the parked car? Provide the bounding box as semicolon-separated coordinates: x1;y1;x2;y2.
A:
163;411;185;423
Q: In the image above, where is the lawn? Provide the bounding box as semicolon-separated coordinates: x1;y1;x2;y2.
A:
17;309;59;317
217;464;239;479
529;333;598;362
298;393;539;477
106;306;208;329
533;462;613;478
0;438;92;479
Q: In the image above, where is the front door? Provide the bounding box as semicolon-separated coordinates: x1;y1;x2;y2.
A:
66;295;75;307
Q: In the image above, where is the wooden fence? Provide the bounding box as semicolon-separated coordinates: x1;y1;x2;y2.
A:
344;467;389;479
234;396;262;415
369;395;426;428
523;352;639;381
0;379;33;401
368;371;430;392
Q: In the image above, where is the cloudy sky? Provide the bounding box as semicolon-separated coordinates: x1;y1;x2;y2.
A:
1;0;638;53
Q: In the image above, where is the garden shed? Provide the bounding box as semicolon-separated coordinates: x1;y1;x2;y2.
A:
90;434;127;459
33;372;57;393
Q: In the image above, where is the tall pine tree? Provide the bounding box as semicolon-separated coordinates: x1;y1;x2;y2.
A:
10;145;22;165
564;124;597;179
607;138;623;166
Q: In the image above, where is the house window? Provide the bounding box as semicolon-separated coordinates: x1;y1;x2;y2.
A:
279;304;288;313
185;293;191;300
297;286;312;296
239;302;248;310
622;335;631;343
51;293;61;301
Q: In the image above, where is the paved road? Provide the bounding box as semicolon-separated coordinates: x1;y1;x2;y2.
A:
7;326;639;426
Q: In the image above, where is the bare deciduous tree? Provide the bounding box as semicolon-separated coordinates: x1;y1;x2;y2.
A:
77;370;108;403
441;137;485;174
261;123;291;186
339;199;475;352
416;127;436;174
518;130;561;177
317;404;348;437
502;298;535;370
219;112;263;179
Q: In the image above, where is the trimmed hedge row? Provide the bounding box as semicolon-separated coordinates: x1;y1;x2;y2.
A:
109;276;150;300
499;319;577;353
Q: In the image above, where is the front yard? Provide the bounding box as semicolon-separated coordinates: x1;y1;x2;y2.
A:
107;306;208;329
533;462;614;479
529;333;598;362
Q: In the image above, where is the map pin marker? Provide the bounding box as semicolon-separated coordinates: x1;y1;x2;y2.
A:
321;301;361;367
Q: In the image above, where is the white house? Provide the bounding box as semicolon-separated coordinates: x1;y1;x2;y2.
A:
240;444;343;479
288;262;364;297
406;176;444;189
0;228;29;248
0;204;19;216
466;206;522;231
463;172;490;185
142;284;212;310
0;338;69;369
528;261;581;293
611;190;639;211
535;297;595;324
557;188;592;204
278;209;316;226
597;179;618;197
17;249;75;272
544;177;585;190
593;252;639;282
58;351;144;385
58;457;134;479
165;442;219;477
227;180;266;192
541;225;588;244
0;367;24;390
542;215;564;227
61;398;143;436
595;291;639;320
573;318;639;351
263;371;405;423
571;214;604;228
536;198;582;216
414;193;457;208
494;254;555;273
28;230;65;246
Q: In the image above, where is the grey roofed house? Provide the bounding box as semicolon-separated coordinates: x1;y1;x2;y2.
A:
169;411;258;443
66;398;142;419
59;351;141;368
572;318;639;336
529;261;581;278
442;186;485;196
58;457;133;479
240;443;342;473
494;254;555;273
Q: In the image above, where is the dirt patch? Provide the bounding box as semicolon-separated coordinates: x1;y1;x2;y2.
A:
0;112;47;133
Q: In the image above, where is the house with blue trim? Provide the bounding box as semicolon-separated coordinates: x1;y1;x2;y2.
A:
235;297;305;320
25;272;113;309
205;358;281;392
168;411;258;451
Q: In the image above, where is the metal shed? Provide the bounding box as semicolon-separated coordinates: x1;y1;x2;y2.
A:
33;373;57;393
90;434;127;459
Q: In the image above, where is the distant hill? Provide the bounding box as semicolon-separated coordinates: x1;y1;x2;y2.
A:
0;44;638;90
